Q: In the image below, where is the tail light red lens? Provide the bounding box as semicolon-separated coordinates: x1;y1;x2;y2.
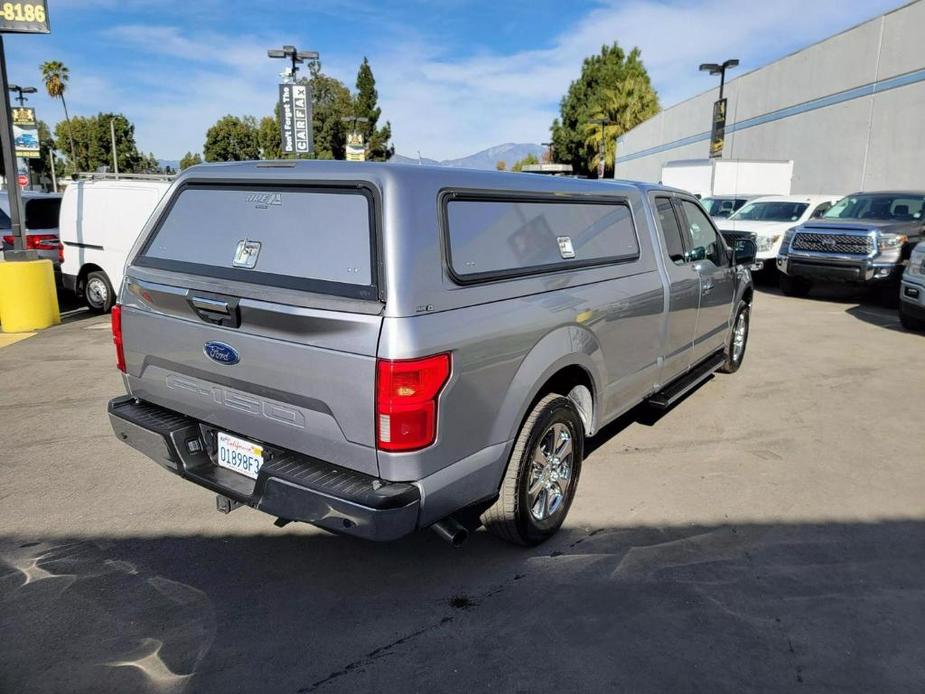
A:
376;353;451;452
111;304;126;373
1;233;62;261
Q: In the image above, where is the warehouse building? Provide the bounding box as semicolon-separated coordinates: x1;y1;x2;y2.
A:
613;0;925;194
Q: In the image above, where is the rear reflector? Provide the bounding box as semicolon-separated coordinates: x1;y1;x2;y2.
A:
376;353;451;452
111;304;126;373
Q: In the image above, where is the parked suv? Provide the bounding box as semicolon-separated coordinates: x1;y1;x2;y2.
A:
108;163;755;546
718;194;841;274
899;241;925;331
777;191;925;301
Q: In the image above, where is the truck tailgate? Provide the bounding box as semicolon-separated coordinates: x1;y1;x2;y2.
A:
120;280;382;476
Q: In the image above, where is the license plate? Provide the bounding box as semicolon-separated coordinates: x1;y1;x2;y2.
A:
216;431;264;480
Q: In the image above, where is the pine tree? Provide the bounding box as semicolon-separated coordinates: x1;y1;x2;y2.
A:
353;58;394;161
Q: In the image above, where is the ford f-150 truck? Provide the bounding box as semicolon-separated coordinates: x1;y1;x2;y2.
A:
776;191;925;301
107;162;756;546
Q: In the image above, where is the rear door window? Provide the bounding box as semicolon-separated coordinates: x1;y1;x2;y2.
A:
444;194;638;281
653;196;687;265
24;198;61;230
137;185;378;300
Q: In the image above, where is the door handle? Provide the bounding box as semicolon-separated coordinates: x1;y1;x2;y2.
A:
191;296;230;314
702;281;714;295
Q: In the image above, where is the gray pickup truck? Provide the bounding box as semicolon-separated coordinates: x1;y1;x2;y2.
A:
777;191;925;301
107;162;755;546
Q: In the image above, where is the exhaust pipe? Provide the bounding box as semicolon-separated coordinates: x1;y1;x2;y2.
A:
431;517;469;548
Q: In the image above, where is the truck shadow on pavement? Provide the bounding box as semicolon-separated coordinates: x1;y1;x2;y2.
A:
2;519;923;694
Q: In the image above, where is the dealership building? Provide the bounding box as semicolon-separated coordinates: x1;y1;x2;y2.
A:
613;0;925;194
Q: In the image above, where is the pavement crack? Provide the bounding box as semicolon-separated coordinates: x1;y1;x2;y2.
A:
298;616;454;693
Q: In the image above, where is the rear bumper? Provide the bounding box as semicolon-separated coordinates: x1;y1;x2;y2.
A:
777;254;903;284
108;396;421;541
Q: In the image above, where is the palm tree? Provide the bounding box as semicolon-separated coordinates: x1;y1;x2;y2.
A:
40;60;77;167
582;76;660;177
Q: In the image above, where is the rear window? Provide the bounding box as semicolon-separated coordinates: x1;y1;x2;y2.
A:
444;194;638;281
137;185;377;299
24;198;61;230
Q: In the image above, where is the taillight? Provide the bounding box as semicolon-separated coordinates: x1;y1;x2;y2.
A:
376;353;451;452
111;304;126;373
1;233;61;259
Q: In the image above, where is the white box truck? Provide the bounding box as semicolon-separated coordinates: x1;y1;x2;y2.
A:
660;159;793;198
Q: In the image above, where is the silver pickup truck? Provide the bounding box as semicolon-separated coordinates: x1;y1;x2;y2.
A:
777;191;925;301
107;162;755;546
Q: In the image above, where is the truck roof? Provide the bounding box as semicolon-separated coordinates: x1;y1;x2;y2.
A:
181;159;667;196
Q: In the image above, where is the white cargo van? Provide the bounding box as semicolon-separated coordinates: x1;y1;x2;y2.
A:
60;177;171;312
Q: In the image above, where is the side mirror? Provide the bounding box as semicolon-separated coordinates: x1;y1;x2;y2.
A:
733;238;757;267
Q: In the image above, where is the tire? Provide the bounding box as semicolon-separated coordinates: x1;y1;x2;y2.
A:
83;271;115;314
875;284;900;309
779;273;811;298
719;301;750;374
899;303;925;332
481;394;584;546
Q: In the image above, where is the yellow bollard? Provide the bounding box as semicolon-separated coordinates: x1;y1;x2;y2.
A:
0;258;61;333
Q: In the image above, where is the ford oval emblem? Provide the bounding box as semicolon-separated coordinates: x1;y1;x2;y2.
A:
203;341;240;365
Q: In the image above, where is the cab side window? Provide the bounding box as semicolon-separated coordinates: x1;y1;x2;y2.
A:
653;197;687;265
680;199;725;266
811;201;832;219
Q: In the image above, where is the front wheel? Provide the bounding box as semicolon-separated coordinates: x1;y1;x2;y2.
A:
899;302;925;331
719;301;750;374
481;394;584;545
84;271;115;314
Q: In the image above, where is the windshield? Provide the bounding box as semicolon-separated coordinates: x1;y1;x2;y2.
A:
823;194;925;222
730;201;808;222
701;197;747;218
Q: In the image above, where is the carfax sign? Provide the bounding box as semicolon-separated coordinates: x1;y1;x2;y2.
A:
0;1;49;33
12;106;39;158
279;83;313;155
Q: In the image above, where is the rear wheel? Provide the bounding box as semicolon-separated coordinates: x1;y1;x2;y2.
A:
779;274;812;298
84;271;115;314
481;394;584;546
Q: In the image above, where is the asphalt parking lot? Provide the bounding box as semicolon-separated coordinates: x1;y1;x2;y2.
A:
1;285;924;693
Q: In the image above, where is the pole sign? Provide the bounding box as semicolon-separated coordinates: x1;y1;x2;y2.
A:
709;98;727;158
12;106;39;158
346;131;365;162
0;1;49;33
279;83;313;155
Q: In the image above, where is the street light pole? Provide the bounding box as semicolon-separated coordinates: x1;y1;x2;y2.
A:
589;118;611;179
541;141;554;163
8;84;37;107
699;58;739;101
267;45;319;84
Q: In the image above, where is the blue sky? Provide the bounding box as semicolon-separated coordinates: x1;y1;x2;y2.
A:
5;0;902;161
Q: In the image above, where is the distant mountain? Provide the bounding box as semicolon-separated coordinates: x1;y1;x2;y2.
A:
391;153;440;166
158;159;180;172
392;143;544;171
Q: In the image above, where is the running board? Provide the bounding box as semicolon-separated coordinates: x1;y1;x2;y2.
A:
647;352;725;409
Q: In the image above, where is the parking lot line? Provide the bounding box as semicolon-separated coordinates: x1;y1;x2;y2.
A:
0;331;35;348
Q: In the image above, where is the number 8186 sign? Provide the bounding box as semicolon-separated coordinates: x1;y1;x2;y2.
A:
0;1;49;33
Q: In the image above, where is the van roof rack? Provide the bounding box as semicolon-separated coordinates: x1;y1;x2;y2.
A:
75;172;176;182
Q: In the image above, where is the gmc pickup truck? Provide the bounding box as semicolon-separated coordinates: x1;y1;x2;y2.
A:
776;191;925;301
108;162;756;546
